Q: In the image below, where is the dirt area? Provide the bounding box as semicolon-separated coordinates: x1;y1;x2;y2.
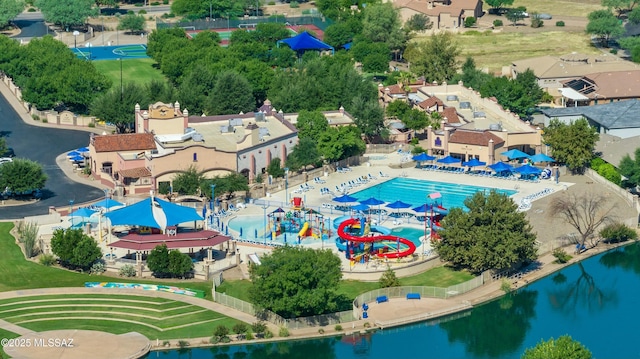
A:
262;2;318;17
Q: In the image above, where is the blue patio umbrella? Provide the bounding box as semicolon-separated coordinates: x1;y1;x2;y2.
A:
514;164;542;175
462;158;487;167
488;162;514;172
386;200;412;209
437;155;461;165
528;153;555;163
92;198;123;210
412;153;436;162
70;155;85;162
412;204;434;213
360;197;385;206
77;147;89;153
67;150;81;157
501;149;530;160
351;203;370;212
70;207;97;219
333;194;358;203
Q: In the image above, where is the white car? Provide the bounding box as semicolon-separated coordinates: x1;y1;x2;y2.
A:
0;158;12;165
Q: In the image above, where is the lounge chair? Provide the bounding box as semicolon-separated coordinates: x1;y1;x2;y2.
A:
379;171;390;178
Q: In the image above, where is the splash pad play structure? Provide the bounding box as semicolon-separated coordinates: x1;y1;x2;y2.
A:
335;217;417;261
265;197;331;243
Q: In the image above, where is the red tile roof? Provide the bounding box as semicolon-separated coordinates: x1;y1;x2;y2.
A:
441;107;461;123
417;96;444;110
449;129;505;146
109;231;230;251
93;133;156;153
119;167;152;179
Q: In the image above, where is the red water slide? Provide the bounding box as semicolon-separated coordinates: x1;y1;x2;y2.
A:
337;218;417;259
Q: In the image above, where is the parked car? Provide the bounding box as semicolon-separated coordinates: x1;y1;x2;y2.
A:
538;13;553;20
0;157;12;165
0;147;14;157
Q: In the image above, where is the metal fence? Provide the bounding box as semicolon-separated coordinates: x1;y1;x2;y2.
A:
156;15;333;32
353;276;484;308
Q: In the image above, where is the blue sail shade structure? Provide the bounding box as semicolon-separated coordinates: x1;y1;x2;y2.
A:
278;32;334;54
104;197;204;230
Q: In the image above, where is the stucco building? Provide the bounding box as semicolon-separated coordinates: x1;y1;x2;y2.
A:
392;0;483;30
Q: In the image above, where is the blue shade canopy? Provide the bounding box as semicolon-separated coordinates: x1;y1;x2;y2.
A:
77;147;89;152
351;203;370;212
462;158;487;167
92;198;123;209
501;149;530;160
360;197;385;206
528;153;555;163
343;42;352;50
386;200;412;209
104;197;204;230
489;162;515;172
279;32;333;51
412;204;434;213
514;164;542;175
437;155;461;164
70;207;97;218
412;153;436;162
271;207;285;214
67;151;81;157
333;194;358;203
70;155;85;162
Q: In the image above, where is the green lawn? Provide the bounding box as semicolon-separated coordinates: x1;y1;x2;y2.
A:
0;328;19;358
0;223;213;298
92;58;166;88
217;266;476;303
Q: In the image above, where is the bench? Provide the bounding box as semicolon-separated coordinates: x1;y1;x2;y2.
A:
376;295;388;304
406;293;421;300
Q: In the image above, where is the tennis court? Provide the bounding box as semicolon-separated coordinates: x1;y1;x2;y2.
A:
186;24;323;46
73;44;149;61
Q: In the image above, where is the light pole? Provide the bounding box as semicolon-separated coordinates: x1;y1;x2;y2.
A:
284;167;289;203
100;189;109;242
69;200;74;227
262;203;269;246
209;1;213;28
210;184;216;228
226;12;230;31
72;30;79;48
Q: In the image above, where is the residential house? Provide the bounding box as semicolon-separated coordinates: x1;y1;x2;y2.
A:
392;0;483;30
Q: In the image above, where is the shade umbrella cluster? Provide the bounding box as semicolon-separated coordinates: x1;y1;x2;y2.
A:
386;200;411;218
437;155;461;165
528;153;555;163
501;149;530;160
462;158;486;167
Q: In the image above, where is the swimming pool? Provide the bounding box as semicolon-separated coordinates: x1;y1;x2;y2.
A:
351;177;517;209
389;227;426;247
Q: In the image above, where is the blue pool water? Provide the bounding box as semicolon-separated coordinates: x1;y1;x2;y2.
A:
144;243;640;359
352;177;517;209
389;227;425;247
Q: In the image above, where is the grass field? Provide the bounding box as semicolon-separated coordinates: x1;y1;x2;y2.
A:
0;223;213;298
217;266;475;303
454;30;601;72
0;294;240;340
513;0;603;17
0;328;19;358
92;58;166;88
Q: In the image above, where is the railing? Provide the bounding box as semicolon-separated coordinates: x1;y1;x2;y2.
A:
353;277;484;308
585;168;640;216
156;15;333;32
374;303;473;329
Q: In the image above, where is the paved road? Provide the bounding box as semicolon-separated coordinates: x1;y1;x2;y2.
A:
0;93;103;219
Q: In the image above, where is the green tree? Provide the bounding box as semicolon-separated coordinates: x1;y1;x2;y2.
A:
117;13;146;34
629;5;640;24
249;246;343;318
171;0;244;19
35;0;98;28
323;21;356;48
586;9;624;47
205;71;254;115
350;97;387;142
147;244;170;277
600;222;638;243
202;172;250;199
433;190;538;273
296;110;329;140
362;53;390;73
405;13;432;32
147;28;188;67
90;82;149;133
602;0;638;17
266;158;285;178
402;108;431;134
479;69;544;118
484;0;514;13
176;64;217;115
168;249;193;278
618;148;640;187
521;335;592;359
0;0;25;28
385;99;412;119
454;57;493;91
172;165;206;195
464;16;477;28
404;32;460;83
51;229;102;270
506;7;527;25
317;125;366;162
286;138;321;172
0;158;47;194
379;266;400;288
350;41;389;64
361;2;407;51
542;118;599;172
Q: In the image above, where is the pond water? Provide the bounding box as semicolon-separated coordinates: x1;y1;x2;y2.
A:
144;243;640;359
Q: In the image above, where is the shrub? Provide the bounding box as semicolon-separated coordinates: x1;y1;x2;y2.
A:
610;48;618;54
493;19;503;27
128;10;135;14
88;122;95;128
162;340;170;347
82;166;92;175
334;324;343;331
597;163;621;185
318;328;325;334
531;18;544;28
151;1;160;5
28;7;36;12
464;17;476;28
255;173;263;183
233;323;248;336
600;222;638;243
590;157;606;171
177;340;189;348
411;145;425;154
409;137;419;145
245;331;254;340
90;261;106;275
552;248;572;263
134;3;142;6
363;322;371;328
139;9;147;14
213;325;230;342
163;0;169;4
18;221;39;258
500;279;512;293
556;21;565;27
251;321;267;334
119;264;136;277
32;114;40;121
279;327;290;337
290;1;299;8
39;253;56;266
264;330;274;339
42;118;47;123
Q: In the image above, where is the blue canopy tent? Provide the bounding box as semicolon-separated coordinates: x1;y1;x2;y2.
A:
70;155;85;162
333;194;358;203
462;158;486;167
386;200;412;218
488;162;514;173
515;164;542;175
501;149;530;160
412;153;436;163
437;155;461;165
528;153;555;163
104;197;204;231
278;32;334;55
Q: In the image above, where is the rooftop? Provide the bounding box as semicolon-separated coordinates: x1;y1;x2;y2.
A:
512;54;640;79
93;133;156;153
541;99;640;129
